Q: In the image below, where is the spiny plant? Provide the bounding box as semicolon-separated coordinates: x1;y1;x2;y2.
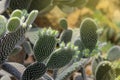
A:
80;18;98;53
33;28;58;62
0;14;101;80
59;18;73;45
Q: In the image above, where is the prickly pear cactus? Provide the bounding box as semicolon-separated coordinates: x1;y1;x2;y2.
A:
6;17;20;32
91;55;103;75
0;10;38;64
56;60;82;80
34;28;58;62
95;61;115;80
21;62;47;80
59;18;68;30
47;43;78;69
107;46;120;61
80;18;98;52
10;9;23;18
60;29;73;44
0;15;7;36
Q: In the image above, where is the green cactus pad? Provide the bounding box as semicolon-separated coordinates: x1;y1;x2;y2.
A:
0;15;7;36
47;43;78;69
25;10;38;25
21;62;47;80
95;61;115;80
60;29;73;44
107;46;120;61
80;18;98;52
10;9;23;18
59;18;68;30
34;28;58;62
6;17;21;32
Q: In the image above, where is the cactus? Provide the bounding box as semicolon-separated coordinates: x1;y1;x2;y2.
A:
60;29;73;44
107;46;120;61
6;17;21;32
10;9;23;18
25;10;38;25
59;18;68;30
34;28;58;62
0;10;38;64
0;15;7;36
80;18;98;52
95;61;115;80
21;62;47;80
47;43;78;69
56;60;82;80
91;55;103;75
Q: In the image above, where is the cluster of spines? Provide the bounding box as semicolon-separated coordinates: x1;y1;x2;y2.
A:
33;28;58;62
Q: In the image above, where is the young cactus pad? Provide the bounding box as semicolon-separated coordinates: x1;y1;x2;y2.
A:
6;17;20;32
80;18;98;52
10;9;23;18
107;46;120;61
34;28;58;62
60;29;73;45
95;61;115;80
21;62;47;80
47;43;78;69
59;18;68;30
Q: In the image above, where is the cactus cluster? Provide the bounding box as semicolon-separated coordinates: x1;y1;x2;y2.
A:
0;6;101;79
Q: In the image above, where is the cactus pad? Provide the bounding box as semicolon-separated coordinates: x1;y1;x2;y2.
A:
60;29;73;44
0;15;7;36
25;10;38;25
47;43;78;69
10;9;23;18
95;61;115;80
59;18;68;30
6;17;20;32
80;18;98;52
107;46;120;61
21;62;47;80
34;28;58;62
